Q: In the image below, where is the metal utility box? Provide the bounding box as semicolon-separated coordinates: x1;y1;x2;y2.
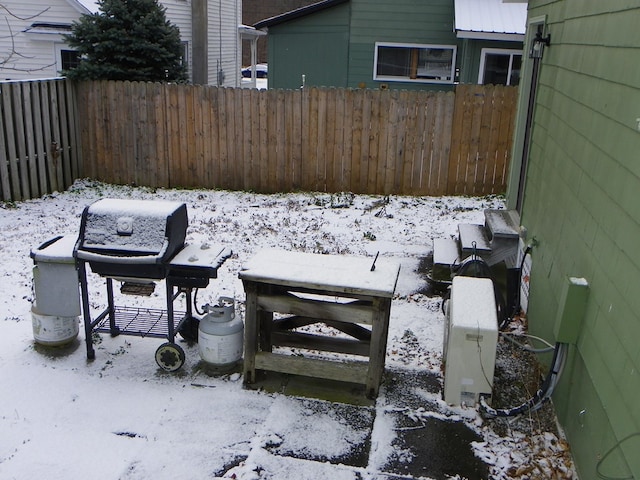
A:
443;276;498;406
554;276;589;344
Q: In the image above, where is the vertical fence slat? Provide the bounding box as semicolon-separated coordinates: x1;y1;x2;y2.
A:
240;88;252;191
386;90;402;195
20;84;38;197
436;92;455;195
290;88;302;191
409;92;428;195
348;89;362;194
55;80;73;188
275;89;286;192
371;90;383;195
359;89;373;194
3;84;22;199
338;88;351;193
12;84;31;198
0;84;11;200
205;86;219;188
305;88;319;192
65;80;81;181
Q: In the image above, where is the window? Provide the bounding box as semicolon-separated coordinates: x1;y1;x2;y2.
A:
55;44;81;74
60;50;81;71
374;42;457;84
478;49;522;86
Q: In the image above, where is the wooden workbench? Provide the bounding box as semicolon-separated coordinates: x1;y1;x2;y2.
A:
239;248;400;398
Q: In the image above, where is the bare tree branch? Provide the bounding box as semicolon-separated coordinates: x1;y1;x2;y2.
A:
1;4;54;71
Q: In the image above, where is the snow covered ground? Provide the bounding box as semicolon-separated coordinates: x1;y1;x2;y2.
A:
0;180;575;479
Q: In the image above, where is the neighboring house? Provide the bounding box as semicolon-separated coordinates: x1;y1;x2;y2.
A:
242;0;318;66
253;0;526;90
0;0;246;86
505;1;640;479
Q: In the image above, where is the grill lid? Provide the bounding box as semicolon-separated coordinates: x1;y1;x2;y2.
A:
74;198;188;274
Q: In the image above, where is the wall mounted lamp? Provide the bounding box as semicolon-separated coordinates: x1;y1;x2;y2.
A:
529;30;551;59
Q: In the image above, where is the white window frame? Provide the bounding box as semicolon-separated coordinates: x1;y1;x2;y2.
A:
373;42;457;85
478;48;523;86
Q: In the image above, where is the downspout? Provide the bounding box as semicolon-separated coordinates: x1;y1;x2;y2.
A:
191;0;208;84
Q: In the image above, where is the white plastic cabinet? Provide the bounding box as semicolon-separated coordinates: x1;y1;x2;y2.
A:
443;276;498;406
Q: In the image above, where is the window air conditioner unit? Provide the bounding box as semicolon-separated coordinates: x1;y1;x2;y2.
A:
443;276;498;406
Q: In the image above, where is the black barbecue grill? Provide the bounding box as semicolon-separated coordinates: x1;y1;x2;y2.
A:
74;198;232;371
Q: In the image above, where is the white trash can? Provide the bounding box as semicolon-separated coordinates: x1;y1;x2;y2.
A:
30;235;81;345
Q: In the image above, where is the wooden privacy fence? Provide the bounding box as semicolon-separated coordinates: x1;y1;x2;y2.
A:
75;81;518;196
0;79;81;201
1;79;517;201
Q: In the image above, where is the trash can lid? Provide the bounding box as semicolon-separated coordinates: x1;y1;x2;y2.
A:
31;235;78;263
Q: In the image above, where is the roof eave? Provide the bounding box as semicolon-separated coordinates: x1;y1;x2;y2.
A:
254;0;349;30
456;31;525;42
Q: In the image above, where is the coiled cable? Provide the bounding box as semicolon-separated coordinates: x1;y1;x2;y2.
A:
480;342;568;417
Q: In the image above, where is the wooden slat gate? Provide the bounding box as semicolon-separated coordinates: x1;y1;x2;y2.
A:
0;79;81;201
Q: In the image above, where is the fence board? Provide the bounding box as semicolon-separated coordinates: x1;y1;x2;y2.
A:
20;84;37;196
3;85;21;199
348;89;362;194
56;81;73;188
0;89;10;200
41;82;57;193
12;86;30;198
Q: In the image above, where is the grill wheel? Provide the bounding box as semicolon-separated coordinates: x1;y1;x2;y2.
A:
155;342;186;372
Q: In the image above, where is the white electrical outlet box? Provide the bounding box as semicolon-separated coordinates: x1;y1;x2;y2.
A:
443;276;499;406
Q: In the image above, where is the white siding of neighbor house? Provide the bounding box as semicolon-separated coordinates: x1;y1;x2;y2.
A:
1;0;240;85
207;0;241;86
161;0;194;80
0;1;85;80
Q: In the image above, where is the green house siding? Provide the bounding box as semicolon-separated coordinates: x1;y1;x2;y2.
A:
347;0;459;91
266;2;351;89
265;0;463;91
508;1;640;479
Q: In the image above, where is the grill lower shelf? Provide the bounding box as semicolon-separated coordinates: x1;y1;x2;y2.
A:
95;306;186;339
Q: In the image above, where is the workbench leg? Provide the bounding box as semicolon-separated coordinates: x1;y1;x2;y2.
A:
366;297;392;398
243;281;258;384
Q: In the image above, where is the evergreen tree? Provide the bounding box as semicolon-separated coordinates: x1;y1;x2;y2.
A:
64;0;187;82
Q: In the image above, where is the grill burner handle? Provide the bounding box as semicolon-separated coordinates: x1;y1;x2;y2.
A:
76;240;169;264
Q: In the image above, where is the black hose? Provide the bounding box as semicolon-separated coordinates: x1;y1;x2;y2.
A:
480;342;568;417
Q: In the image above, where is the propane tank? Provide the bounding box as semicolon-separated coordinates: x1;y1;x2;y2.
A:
198;297;243;370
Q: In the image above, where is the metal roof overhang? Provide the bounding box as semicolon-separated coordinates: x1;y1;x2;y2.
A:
454;0;526;42
239;25;267;39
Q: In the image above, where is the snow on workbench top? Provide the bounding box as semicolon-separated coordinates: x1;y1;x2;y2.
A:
239;248;400;297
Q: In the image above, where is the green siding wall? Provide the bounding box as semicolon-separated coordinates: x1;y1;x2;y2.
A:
510;1;640;478
348;0;459;90
266;0;463;91
267;3;351;89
